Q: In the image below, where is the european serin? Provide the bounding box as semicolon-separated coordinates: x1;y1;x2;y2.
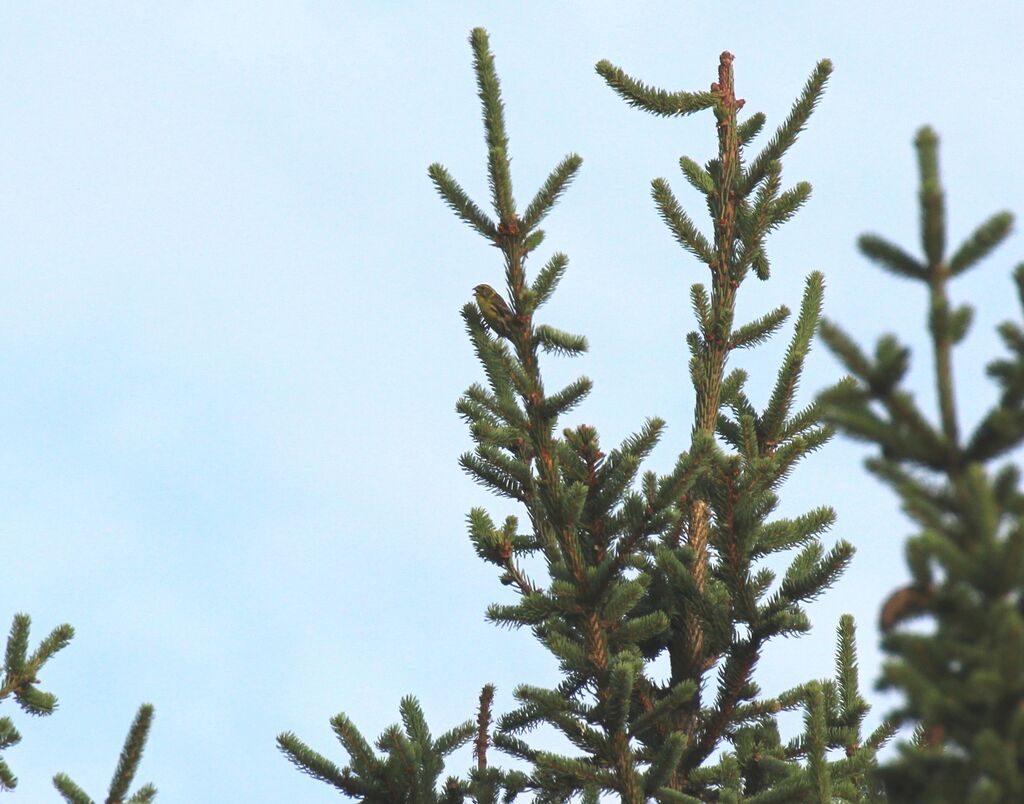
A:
473;284;515;339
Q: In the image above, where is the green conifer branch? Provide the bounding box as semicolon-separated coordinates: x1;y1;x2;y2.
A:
107;704;156;804
54;703;156;804
458;383;527;432
803;682;832;801
947;303;973;344
766;426;836;487
761;271;825;441
522;228;546;256
965;405;1024;463
459;451;529;502
872;334;912;394
818;320;873;380
768;181;812;230
719;369;757;421
533;323;588;356
741;59;832;195
862;457;949;533
751;505;836;557
475;442;533;489
735;159;782;281
651;178;717;268
0;614;74;791
776;398;830;443
737;111;766;146
469;29;516;226
0;725;16;792
858;234;928;281
537;376;593;420
594;60;716;117
530;252;570;308
3;616;30;681
522;154;584;232
427;163;498;240
50;774;90;804
834;614;866;724
486;147;516;228
278;699;487;801
728;303;790;350
714;414;743;452
915;127;946;267
679;156;715;197
689;283;712;333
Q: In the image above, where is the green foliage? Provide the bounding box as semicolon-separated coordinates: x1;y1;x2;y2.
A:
740;59;833;197
816;126;1024;802
2;613;153;797
592;61;715;118
651;178;717;267
16;22;1024;804
949;212;1014;277
278;689;533;803
428;162;498;241
279;27;887;802
0;613;73;791
53;704;157;804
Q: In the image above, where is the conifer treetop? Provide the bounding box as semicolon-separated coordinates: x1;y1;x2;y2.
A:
278;29;888;802
817;126;1023;800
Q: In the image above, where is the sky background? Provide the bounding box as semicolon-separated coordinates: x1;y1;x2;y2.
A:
2;2;1023;801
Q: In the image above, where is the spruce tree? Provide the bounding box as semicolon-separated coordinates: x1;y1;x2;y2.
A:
817;126;1024;802
278;28;893;801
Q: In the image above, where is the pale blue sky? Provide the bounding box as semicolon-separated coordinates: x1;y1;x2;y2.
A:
2;3;1022;801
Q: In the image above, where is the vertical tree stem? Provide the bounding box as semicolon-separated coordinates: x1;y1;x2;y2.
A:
672;50;744;757
928;268;960;450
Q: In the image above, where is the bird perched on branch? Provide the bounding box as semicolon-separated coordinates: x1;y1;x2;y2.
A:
473;284;515;339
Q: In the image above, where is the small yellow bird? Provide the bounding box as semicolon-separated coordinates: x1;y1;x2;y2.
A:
473;284;516;339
